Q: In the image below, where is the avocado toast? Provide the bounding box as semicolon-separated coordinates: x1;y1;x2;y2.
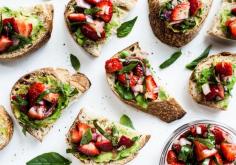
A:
189;52;236;110
105;42;186;123
66;109;150;164
0;4;53;61
64;0;137;57
148;0;212;47
0;106;13;150
10;68;91;141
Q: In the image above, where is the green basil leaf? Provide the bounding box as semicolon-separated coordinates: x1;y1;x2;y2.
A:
178;145;193;162
26;152;71;165
120;114;135;129
115;82;134;100
159;50;182;69
195;137;215;149
119;62;138;74
80;128;92;145
117;16;138;38
84;8;101;15
70;54;80;72
186;45;212;70
36;90;51;104
135;94;148;109
93;120;112;141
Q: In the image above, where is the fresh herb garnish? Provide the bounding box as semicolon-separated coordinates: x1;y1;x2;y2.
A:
115;82;134;100
120;114;135;129
84;8;101;15
80;128;92;145
70;54;80;72
178;145;193;162
119;62;138;74
93;120;112;141
117;16;138;38
159;50;182;69
36;90;51;104
186;45;212;70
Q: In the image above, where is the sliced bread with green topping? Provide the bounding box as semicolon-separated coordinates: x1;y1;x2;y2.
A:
64;0;137;57
66;109;150;164
105;42;186;123
0;106;13;150
208;0;236;41
0;4;53;61
189;52;236;110
10;68;91;141
148;0;212;47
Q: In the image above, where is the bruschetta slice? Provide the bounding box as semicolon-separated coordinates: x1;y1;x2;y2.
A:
0;106;13;150
66;109;150;164
10;68;91;141
208;0;236;41
105;42;186;123
64;0;137;57
189;52;236;110
0;4;53;61
148;0;212;47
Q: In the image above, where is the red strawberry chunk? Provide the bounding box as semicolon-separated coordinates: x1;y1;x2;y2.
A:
215;62;233;77
225;17;236;27
78;142;100;156
77;122;90;135
2;17;18;33
167;150;178;164
205;84;224;101
0;36;13;52
27;105;47;120
199;124;208;136
228;20;236;38
96;0;113;23
190;126;197;136
231;8;236;16
95;136;113;152
145;75;158;100
85;0;100;4
68;13;86;22
189;0;202;16
118;136;134;148
105;58;123;73
221;143;236;162
134;64;144;77
15;19;32;37
28;82;46;105
81;21;105;41
212;127;225;144
209;153;223;165
117;74;139;87
172;144;181;154
171;2;190;21
71;128;82;143
194;140;217;161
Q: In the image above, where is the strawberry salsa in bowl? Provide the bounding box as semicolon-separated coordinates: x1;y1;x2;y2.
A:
160;120;236;165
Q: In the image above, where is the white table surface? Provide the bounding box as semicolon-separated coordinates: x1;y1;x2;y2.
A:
0;0;236;164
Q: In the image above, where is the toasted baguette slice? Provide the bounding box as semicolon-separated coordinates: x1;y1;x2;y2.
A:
106;42;186;123
64;0;137;57
0;4;53;61
208;0;236;41
0;106;13;150
66;109;150;164
10;68;91;141
189;52;236;110
148;0;212;47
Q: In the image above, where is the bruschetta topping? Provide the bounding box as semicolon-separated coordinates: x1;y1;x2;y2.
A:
220;7;236;39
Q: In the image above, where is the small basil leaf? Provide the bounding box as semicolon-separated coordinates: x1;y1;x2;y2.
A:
115;82;134;100
119;62;138;74
117;16;138;38
120;114;135;129
36;90;51;103
159;50;182;69
80;128;92;145
84;8;101;15
93;120;112;141
26;152;71;165
178;145;193;162
195;137;215;149
70;54;80;72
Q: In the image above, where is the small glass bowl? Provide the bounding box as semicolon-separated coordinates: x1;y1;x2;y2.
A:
159;120;236;165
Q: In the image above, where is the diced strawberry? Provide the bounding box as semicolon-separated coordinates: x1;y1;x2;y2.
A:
27;105;47;120
70;128;82;143
68;13;86;22
95;0;113;23
78;142;100;156
95;136;113;152
231;8;236;16
134;64;144;77
43;93;59;103
194;140;218;161
105;58;123;73
81;21;105;41
172;144;181;153
171;2;190;21
117;74;126;84
221;143;236;162
85;0;100;4
117;74;139;87
211;127;225;144
0;36;13;52
228;20;236;38
15;19;32;37
199;124;208;136
167;150;178;164
118;136;134;148
2;17;18;33
205;84;225;101
225;17;236;27
190;126;197;136
145;75;158;100
215;62;233;77
129;75;139;87
77;122;90;135
28;82;46;105
189;0;202;16
209;153;223;165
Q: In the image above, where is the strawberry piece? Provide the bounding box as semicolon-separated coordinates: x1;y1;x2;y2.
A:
43;93;59;103
171;2;190;21
199;124;208;136
118;136;134;148
117;74;126;84
211;127;225;144
145;75;158;100
28;82;46;105
205;84;225;101
172;144;181;154
68;13;86;22
0;36;13;52
85;0;100;4
77;122;90;135
15;19;32;37
134;64;144;77
228;20;236;38
215;62;233;77
209;153;223;165
231;8;236;16
27;105;47;120
225;17;236;27
96;0;113;23
2;17;18;33
190;126;197;136
78;142;100;156
130;75;139;87
117;74;139;87
167;150;178;164
81;21;105;41
189;0;202;16
71;129;82;143
105;58;123;73
221;143;236;162
194;140;218;161
95;136;113;152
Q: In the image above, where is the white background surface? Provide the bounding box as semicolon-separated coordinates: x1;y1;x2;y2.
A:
0;0;236;164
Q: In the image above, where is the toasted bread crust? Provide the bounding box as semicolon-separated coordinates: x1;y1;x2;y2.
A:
148;0;212;47
10;68;91;141
189;52;236;110
0;106;14;150
106;42;186;123
67;109;150;165
0;4;54;61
